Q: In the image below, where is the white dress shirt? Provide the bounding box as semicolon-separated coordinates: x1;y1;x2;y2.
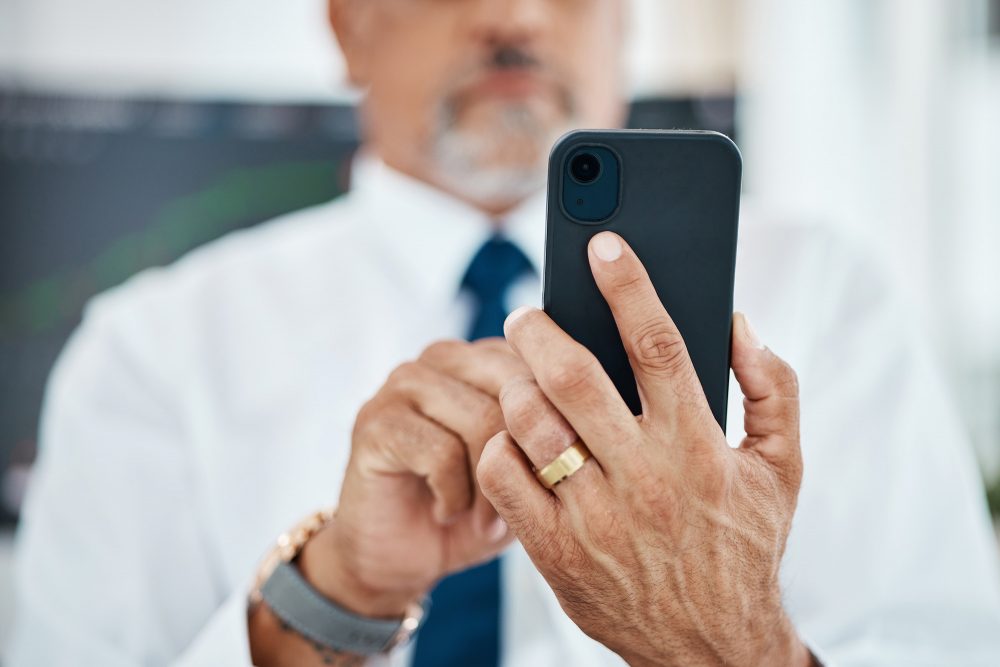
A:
7;155;1000;666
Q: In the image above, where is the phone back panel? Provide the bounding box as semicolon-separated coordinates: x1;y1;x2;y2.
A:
543;130;741;428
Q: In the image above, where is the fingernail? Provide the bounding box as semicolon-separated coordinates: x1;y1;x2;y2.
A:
591;232;622;262
488;517;508;542
742;314;765;350
504;306;534;334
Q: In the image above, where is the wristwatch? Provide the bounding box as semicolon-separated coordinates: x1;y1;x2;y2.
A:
249;508;428;656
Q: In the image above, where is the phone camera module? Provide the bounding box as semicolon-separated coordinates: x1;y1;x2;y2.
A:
561;144;619;223
569;152;602;185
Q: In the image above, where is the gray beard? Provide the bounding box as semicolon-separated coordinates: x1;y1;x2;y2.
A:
429;103;573;207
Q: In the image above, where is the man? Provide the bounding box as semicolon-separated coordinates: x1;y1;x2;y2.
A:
8;0;1000;665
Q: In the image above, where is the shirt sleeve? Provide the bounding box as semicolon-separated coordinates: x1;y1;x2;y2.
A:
781;237;1000;666
4;296;255;666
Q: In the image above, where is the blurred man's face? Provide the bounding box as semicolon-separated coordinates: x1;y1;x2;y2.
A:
331;0;627;213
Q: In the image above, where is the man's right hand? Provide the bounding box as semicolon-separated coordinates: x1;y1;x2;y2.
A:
297;338;525;618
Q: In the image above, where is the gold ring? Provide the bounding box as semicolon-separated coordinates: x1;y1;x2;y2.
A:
535;442;593;490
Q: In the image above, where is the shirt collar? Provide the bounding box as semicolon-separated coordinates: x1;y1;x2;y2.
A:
351;153;546;305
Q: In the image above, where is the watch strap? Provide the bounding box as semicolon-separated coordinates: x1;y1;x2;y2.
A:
260;561;410;655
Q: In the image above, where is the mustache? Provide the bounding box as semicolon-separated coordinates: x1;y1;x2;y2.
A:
438;43;577;121
443;43;577;111
488;45;542;71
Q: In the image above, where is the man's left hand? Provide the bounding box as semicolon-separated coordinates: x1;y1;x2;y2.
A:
477;232;812;667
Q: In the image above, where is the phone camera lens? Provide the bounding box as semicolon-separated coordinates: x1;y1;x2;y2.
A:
569;152;602;184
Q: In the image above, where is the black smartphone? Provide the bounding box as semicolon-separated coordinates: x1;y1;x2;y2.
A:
543;129;741;428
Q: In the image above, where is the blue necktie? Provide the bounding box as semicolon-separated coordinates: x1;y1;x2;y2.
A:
410;235;533;667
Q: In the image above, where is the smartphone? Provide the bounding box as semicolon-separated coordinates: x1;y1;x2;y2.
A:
543;129;741;428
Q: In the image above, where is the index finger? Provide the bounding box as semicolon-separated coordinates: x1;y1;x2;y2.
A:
587;232;710;422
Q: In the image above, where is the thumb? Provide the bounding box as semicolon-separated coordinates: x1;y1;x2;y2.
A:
731;313;802;477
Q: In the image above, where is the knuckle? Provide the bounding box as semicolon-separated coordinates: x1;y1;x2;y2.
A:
499;378;543;432
474;398;504;432
610;271;647;297
478;455;524;513
472;337;508;352
353;399;377;426
629;462;670;504
476;439;505;491
428;434;468;473
387;360;422;387
353;405;408;462
501;374;533;396
419;339;464;364
628;319;688;376
483;340;526;370
543;355;598;399
353;399;395;441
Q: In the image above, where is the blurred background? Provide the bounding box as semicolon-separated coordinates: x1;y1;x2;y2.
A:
1;0;998;652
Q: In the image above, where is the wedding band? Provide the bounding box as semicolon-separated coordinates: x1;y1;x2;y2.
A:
535;442;593;490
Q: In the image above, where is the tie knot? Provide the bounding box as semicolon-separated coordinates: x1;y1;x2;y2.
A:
461;235;534;303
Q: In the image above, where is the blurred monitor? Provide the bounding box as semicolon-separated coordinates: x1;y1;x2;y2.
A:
0;90;736;525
